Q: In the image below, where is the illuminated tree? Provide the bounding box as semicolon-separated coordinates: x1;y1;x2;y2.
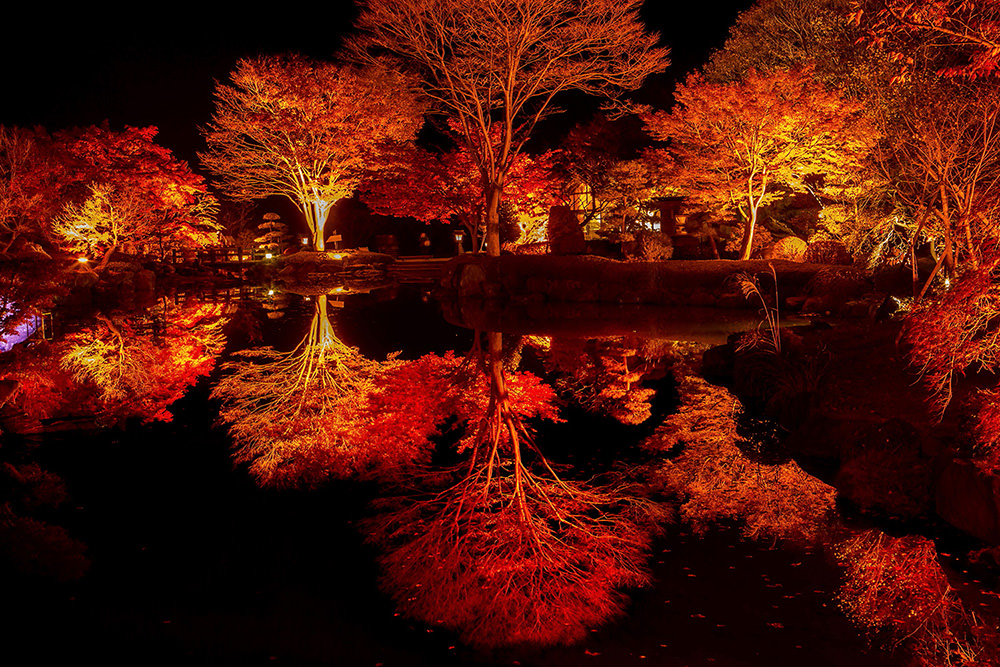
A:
705;0;870;88
49;125;218;253
361;128;558;250
851;0;1000;80
643;67;874;259
902;243;1000;418
366;331;660;647
52;184;154;270
200;54;424;251
3;124;218;258
0;126;45;252
873;80;1000;281
349;0;670;256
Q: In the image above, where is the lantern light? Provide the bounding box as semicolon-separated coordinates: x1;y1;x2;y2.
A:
77;257;88;263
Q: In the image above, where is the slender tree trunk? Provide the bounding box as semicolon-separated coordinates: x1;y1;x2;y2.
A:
739;172;766;261
485;182;502;257
739;207;757;260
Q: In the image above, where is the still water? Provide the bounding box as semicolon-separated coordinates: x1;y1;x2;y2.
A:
2;285;899;666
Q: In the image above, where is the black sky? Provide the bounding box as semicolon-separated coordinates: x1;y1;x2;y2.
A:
2;1;753;165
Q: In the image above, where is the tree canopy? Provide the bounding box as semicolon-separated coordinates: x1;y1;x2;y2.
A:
643;67;874;259
348;0;670;256
200;54;424;251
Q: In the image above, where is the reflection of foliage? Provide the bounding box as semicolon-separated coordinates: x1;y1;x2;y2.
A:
647;356;836;544
367;464;656;648
62;305;226;424
0;462;89;582
836;529;998;666
537;337;658;425
2;301;227;428
61;315;153;402
361;332;660;647
213;295;385;487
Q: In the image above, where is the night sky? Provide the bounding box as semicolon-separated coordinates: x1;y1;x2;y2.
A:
2;1;754;166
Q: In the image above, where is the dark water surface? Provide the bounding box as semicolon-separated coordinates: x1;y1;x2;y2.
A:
4;286;899;666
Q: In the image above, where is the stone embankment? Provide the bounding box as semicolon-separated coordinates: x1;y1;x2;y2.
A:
441;254;879;317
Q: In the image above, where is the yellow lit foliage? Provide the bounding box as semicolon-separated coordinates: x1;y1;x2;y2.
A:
647;351;837;544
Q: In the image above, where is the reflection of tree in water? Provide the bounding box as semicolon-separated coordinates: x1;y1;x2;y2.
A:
0;298;227;584
646;343;1000;665
644;344;836;545
528;335;662;425
366;331;661;648
212;294;387;487
0;460;89;583
2;299;227;428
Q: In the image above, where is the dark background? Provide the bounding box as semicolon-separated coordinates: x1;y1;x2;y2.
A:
2;1;754;165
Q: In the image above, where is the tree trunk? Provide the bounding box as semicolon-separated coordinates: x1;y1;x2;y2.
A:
96;244;118;272
485;182;502;257
739;207;757;260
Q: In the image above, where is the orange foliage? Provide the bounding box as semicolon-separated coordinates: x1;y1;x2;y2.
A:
366;463;657;648
851;0;1000;80
643;66;873;260
1;300;227;429
902;245;1000;418
647;353;836;544
200;55;423;251
836;529;998;665
537;337;658;425
350;0;669;256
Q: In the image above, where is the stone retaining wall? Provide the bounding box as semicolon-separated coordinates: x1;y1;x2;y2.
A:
441;254;876;315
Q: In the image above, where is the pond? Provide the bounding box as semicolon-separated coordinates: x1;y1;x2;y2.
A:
2;284;905;666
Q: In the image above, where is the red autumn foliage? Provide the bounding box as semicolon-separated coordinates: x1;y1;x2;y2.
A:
1;301;227;429
533;336;658;425
851;0;1000;80
31;125;219;262
362;331;661;648
645;349;837;544
366;463;658;648
902;244;1000;419
642;66;873;260
970;388;1000;471
360;123;559;251
836;529;999;665
214;324;562;488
